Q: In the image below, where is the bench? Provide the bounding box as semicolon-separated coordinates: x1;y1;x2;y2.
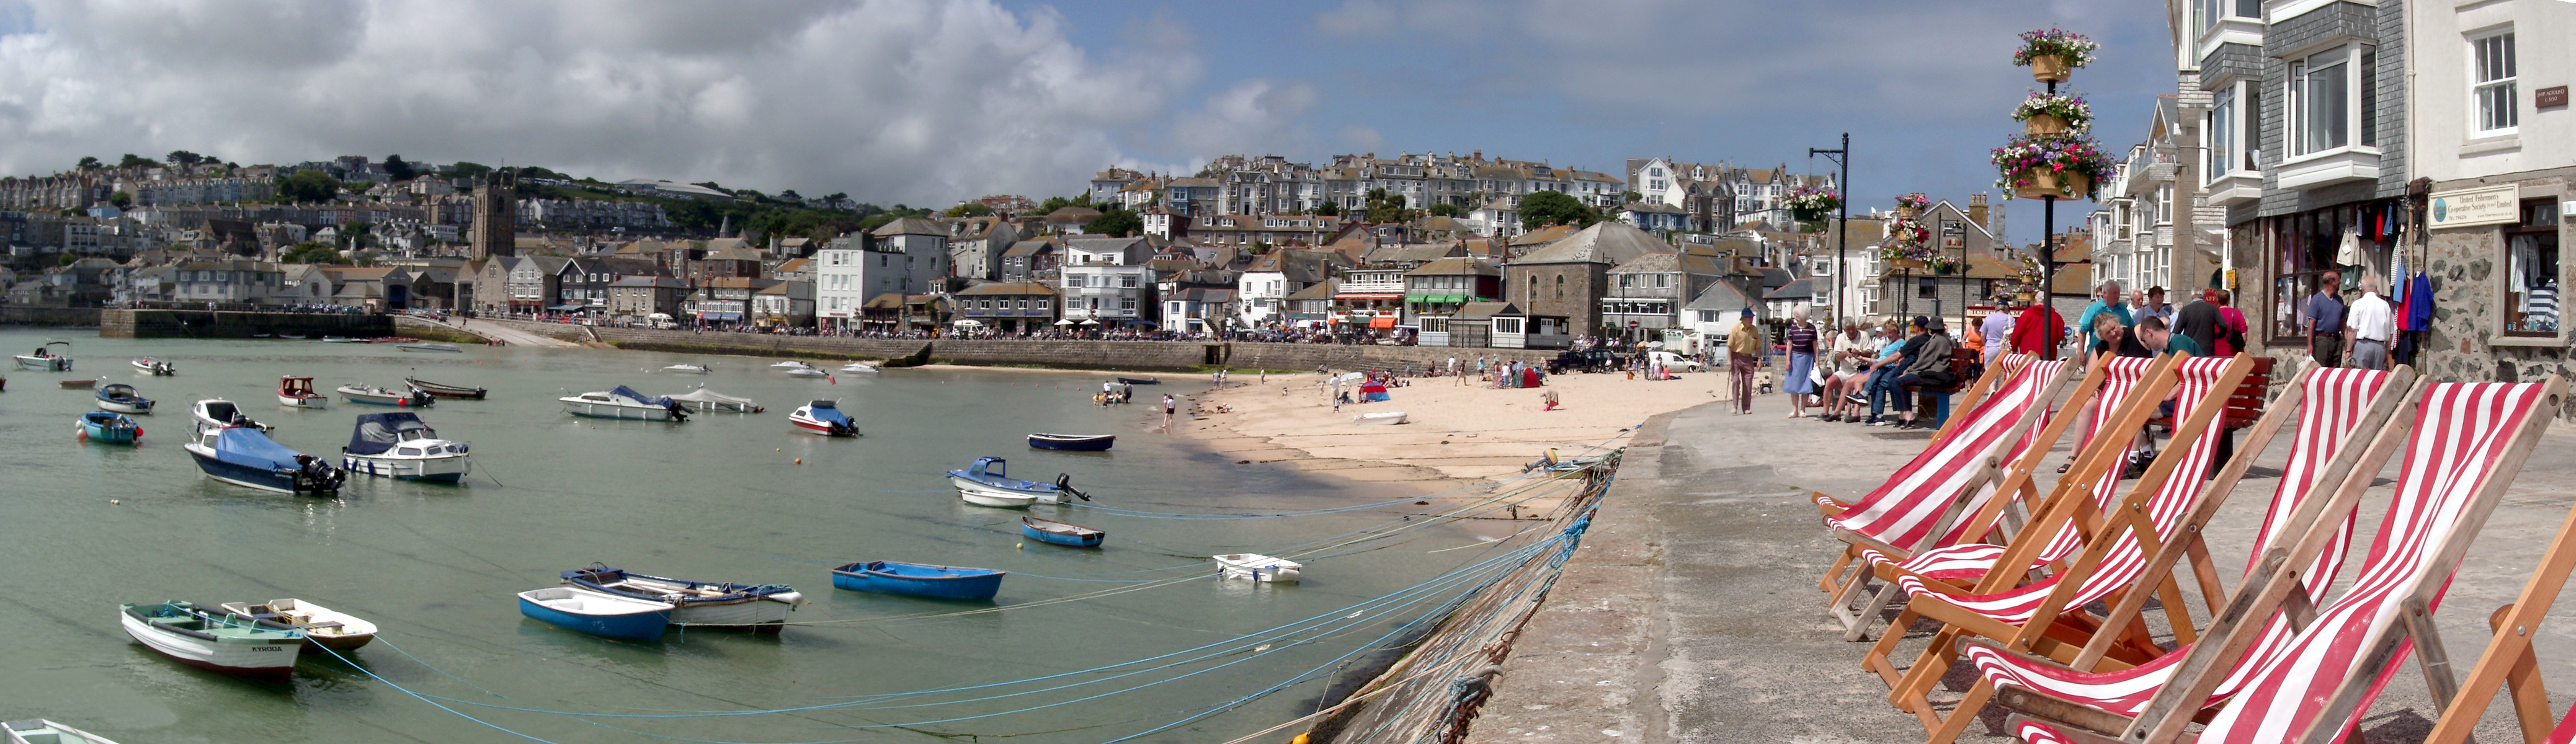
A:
1902;347;1983;429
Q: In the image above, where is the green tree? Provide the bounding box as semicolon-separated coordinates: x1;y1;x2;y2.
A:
280;242;341;264
166;150;205;169
1363;190;1414;224
1311;202;1340;216
1621;190;1642;204
56;251;81;266
383;155;416;181
448;161;492;182
943;202;994;218
1518;190;1599;231
1084;208;1142;237
118;153;162;169
1427;202;1466;218
107;191;132;208
75;156;101;170
278;170;342;203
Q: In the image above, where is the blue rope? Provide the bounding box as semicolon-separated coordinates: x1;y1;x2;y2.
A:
311;644;567;743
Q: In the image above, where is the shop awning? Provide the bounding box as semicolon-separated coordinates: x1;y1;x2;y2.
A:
546;304;586;311
1335;294;1403;301
700;312;742;321
1369;315;1396;329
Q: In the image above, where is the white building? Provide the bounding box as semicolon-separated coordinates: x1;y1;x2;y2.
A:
815;218;948;330
1059;236;1152;326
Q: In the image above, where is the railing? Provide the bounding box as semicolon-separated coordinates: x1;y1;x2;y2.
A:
126;301;380;315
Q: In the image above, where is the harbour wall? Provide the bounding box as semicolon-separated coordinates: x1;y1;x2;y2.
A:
0;306;104;327
457;317;1564;372
99;309;396;339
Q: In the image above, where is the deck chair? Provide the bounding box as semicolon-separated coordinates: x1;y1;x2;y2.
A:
1866;354;2255;740
1942;366;2411;743
1988;378;2565;744
2426;388;2576;744
1815;356;2088;626
1936;352;2035;439
1835;353;2170;642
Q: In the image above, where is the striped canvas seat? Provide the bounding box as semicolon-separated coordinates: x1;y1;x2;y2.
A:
1820;359;2065;549
1962;368;2393;719
2008;381;2559;744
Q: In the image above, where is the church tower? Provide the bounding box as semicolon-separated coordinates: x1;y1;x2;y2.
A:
470;169;516;259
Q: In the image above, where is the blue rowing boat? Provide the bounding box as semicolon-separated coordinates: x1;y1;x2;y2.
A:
517;587;674;641
1027;433;1115;451
829;560;1005;600
1020;516;1105;548
78;411;141;444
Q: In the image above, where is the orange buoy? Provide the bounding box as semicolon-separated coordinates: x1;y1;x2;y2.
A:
795;458;804;464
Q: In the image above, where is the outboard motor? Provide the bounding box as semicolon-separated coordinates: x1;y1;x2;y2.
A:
292;454;346;494
667;402;690;422
1053;473;1091;501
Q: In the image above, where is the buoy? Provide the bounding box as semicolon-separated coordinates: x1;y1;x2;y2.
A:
110;499;120;505
777;448;783;452
1017;543;1024;551
795;458;803;464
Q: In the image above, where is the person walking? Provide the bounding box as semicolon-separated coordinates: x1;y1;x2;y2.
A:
1979;297;2017;366
2211;289;2249;358
2345;275;2395;371
1727;307;1766;415
1781;307;1820;418
1161;394;1178;432
2010;298;2067;361
2305;271;2346;367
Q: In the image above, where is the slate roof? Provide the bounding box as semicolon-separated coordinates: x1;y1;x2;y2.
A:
1515;221;1664;265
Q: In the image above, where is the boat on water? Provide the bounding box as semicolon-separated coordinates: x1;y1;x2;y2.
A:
667;388;760;412
783;363;827;378
340;412;472;482
96;383;154;414
395;343;461;353
132;357;177;375
1352;411;1409;425
838;361;880;374
560;386;689;421
118;601;303;680
216;599;377;652
78;411;142;444
1020;516;1105;548
561;566;804;632
4;718;123;743
184;425;345;495
946;457;1086;508
789;400;858;436
769;360;811;368
1213;554;1302;583
277;376;327;409
1115;376;1159;385
829;561;1005;600
516;587;673;642
337;383;434;407
662;363;710;374
1027;433;1115;451
14;340;73;371
319;336;355;343
402;376;487;399
58;378;96;389
191;399;269;434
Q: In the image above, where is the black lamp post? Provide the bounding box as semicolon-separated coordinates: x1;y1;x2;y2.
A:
1809;133;1850;326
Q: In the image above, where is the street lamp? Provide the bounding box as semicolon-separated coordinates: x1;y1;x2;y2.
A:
1809;134;1850;327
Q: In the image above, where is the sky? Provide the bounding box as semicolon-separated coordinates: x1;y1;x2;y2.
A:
0;0;2172;215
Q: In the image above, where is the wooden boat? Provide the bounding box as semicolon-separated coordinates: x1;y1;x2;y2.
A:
341;412;472;482
561;566;804;632
1027;433;1115;451
184;425;345;494
96;383;154;414
217;598;377;652
1020;516;1105;548
402;376;487;399
515;587;673;642
1115;376;1159;385
78;411;142;444
337;383;434;407
118;601;303;680
1352;411;1409;425
667;388;760;412
191;399;269;434
58;378;96;389
662;363;710;374
395;343;461;353
132;357;177;375
789;400;858;436
560;386;688;421
1213;554;1302;583
276;376;327;409
838;361;881;374
829;560;1005;600
13;340;72;371
947;457;1085;507
4;718;123;743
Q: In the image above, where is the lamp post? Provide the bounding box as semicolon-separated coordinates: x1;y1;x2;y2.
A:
1809;133;1849;326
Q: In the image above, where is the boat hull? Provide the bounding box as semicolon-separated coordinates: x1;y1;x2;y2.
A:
185;443;326;495
340;389;430;407
404;378;488;399
830;563;1004;600
1027;434;1115;451
1021;519;1104;548
342;452;473;482
79;418;141;444
1214;554;1302;583
14;355;72;371
788;412;857;436
98;399;153;415
517;595;671;642
118;609;300;680
669;598;796;631
664;365;710;374
561;399;676;420
278;394;328;409
1352;412;1408;425
397;344;461;353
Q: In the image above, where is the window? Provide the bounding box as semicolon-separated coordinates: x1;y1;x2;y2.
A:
2474;32;2518;135
1119;298;1137;312
2207;87;2235;176
1654;274;1669;289
1120;275;1138;289
1065;275;1084;288
2289;45;2376;156
1553;274;1565;301
1918;277;1938;299
2503;200;2560;337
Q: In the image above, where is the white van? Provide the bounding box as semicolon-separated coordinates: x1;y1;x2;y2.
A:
1646;350;1703;372
646;312;679;330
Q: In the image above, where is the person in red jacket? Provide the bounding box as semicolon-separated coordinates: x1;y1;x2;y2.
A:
2008;302;2067;360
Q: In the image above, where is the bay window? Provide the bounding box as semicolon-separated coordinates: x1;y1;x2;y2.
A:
2473;31;2518;136
2291;50;2350;156
2276;44;2381;189
2206;88;2235;176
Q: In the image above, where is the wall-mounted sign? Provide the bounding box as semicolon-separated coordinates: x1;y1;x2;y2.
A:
2428;184;2521;229
2539;86;2570;109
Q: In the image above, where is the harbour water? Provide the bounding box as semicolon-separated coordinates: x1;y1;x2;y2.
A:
0;329;1538;743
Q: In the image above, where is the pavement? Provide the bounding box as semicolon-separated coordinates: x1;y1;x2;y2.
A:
409;316;582;348
1468;391;2576;743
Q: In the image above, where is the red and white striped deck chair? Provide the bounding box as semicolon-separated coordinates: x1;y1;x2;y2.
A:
1814;356;2087;619
1834;355;2171;642
1869;355;2255;740
1997;378;2565;744
2423;382;2576;744
1938;352;2036;438
1946;366;2412;743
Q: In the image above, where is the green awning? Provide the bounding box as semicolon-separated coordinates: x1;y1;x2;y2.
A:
1407;294;1466;304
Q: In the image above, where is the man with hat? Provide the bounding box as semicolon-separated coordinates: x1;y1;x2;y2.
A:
1726;306;1767;414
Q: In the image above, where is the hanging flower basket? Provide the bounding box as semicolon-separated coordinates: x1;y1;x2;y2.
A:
1992;134;2114;201
1784;186;1842;223
1878;196;1937;267
1891;258;1926;270
2012;169;2093;200
1930;259;1961;275
2012;91;2092;135
2015;291;2038;304
2012;29;2098;84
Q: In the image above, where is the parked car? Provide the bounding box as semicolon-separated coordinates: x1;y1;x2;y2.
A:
1646;350;1703;372
1547;349;1619;374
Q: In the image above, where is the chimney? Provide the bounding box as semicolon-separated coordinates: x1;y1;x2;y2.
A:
1989;198;2007;247
1966;193;1989;234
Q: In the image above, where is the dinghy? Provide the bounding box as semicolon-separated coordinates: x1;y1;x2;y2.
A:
95;383;154;414
59;379;96;389
1352;411;1408;425
1213;554;1302;583
217;599;377;652
185;425;345;494
1020;516;1105;548
1027;433;1115;451
13;340;71;371
666;388;761;413
395;343;461;353
3;719;123;744
783;364;827;378
191;399;269;434
1115;376;1159;385
118;601;303;679
789;400;858;436
947;457;1086;507
662;363;710;374
132;357;177;375
837;361;880;374
340;412;473;482
560;386;688;421
403;376;487;399
561;566;803;632
276;376;327;409
78;411;142;445
337;383;434;407
515;587;674;642
829;561;1005;600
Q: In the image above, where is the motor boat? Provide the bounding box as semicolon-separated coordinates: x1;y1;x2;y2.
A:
838;361;880;374
277;376;328;409
1213;554;1302;583
184;425;345;494
662;363;710;374
78;411;143;445
789;400;858;436
14;340;72;371
946;457;1086;507
667;388;762;412
192;399;270;434
340;412;473;482
216;598;378;652
559;386;689;421
337;383;434;407
769;360;810;368
783;362;827;378
96;383;154;414
561;565;803;632
132;357;177;375
403;376;487;399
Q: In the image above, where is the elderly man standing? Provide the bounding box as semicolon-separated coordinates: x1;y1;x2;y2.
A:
1727;307;1767;415
2345;275;2396;370
2305;271;2346;368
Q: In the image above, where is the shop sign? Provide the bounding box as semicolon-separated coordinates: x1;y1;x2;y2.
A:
2428;184;2520;229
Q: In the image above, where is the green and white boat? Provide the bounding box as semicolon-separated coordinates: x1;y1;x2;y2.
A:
118;601;304;680
4;718;121;743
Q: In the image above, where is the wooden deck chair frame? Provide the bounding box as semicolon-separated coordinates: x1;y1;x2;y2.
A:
2427;383;2576;744
1991;376;2565;744
1868;353;2254;740
1940;365;2416;743
1817;355;2100;634
1935;352;2034;440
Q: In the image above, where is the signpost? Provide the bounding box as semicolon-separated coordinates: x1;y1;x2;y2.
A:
2428;184;2521;229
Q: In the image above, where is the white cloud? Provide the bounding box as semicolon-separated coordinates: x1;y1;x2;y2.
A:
0;0;1203;205
1170;79;1319;157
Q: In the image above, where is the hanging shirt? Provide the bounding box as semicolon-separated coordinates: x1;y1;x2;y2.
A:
2406;272;2435;331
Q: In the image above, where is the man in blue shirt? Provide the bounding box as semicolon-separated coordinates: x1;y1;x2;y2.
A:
2074;281;2132;353
2304;271;2345;368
